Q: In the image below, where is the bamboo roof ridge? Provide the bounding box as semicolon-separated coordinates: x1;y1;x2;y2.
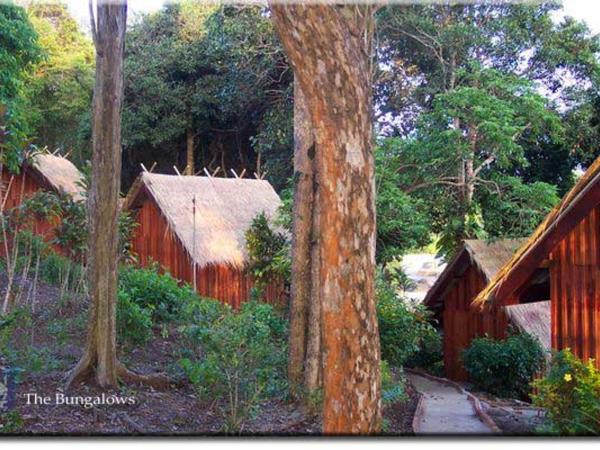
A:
474;154;600;307
30;153;86;202
124;172;282;269
423;238;525;310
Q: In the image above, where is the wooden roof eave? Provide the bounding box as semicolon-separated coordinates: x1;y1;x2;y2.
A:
423;247;473;310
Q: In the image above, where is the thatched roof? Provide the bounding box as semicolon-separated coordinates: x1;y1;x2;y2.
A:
474;155;600;307
28;153;85;202
504;301;551;352
423;239;524;311
124;172;282;268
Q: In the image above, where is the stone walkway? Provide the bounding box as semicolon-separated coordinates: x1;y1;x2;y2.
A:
409;373;494;435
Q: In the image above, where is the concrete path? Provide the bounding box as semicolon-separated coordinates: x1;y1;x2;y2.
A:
409;373;494;435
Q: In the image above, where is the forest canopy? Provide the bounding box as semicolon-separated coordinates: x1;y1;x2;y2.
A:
1;1;599;260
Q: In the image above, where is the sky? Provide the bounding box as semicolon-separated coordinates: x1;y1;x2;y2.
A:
63;1;600;34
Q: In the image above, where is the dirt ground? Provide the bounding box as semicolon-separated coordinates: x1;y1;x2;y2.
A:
0;273;416;436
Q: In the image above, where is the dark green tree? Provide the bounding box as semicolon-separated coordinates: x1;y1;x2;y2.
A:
384;67;562;255
374;2;599;256
122;3;291;189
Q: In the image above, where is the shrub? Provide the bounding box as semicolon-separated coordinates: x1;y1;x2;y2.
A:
118;264;198;323
532;349;600;435
116;291;153;345
376;272;441;370
179;300;288;431
245;212;290;290
39;251;85;290
462;332;546;399
381;360;408;406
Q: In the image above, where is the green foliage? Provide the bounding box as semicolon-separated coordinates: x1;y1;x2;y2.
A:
387;66;563;256
532;349;600;435
375;2;599;257
116;290;154;346
376;271;442;370
118;264;198;324
0;308;27;356
0;410;24;433
381;360;408;406
0;3;42;170
462;332;547;399
375;141;431;262
8;189;136;262
479;175;559;239
245;212;290;290
122;3;291;190
179;300;288;431
23;3;94;164
38;251;84;291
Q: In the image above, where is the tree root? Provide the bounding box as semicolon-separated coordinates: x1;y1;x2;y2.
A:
117;363;170;389
65;357;170;391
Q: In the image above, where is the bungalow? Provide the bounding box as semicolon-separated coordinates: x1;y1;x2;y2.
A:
123;172;284;308
423;239;551;380
0;153;85;249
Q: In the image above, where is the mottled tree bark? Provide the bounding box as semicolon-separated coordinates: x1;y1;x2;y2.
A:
66;1;127;389
288;80;322;401
288;80;314;397
271;4;381;434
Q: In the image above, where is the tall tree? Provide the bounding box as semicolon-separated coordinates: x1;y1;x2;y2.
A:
271;4;381;434
67;0;127;388
122;4;291;189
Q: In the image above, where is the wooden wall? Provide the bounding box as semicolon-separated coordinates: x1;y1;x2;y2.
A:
442;264;492;380
549;205;600;368
0;167;59;252
131;197;284;309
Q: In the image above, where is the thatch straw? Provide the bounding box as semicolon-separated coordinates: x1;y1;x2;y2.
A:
124;173;282;269
504;301;551;352
423;239;524;309
30;153;85;202
474;155;600;307
463;239;525;281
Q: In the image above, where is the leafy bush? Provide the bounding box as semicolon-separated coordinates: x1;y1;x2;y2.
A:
532;349;600;435
39;251;85;290
376;272;442;370
462;332;547;399
179;300;288;431
381;360;408;406
116;290;153;345
118;264;197;323
245;212;290;290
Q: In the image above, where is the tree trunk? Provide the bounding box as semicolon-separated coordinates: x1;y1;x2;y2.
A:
288;79;314;397
288;79;322;402
66;1;127;389
186;126;194;175
271;4;381;434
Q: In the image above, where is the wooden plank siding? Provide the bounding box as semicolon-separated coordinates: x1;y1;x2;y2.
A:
0;166;62;255
441;264;495;380
131;197;284;309
549;205;600;367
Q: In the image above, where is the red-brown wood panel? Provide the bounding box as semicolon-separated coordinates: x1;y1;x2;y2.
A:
549;206;600;368
130;197;284;309
0;167;66;256
440;263;495;380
